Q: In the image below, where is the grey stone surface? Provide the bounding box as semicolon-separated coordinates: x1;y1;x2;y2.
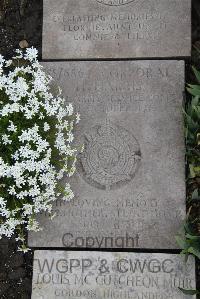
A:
28;60;185;249
32;251;196;299
42;0;191;59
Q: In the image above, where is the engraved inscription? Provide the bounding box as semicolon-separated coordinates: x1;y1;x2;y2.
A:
96;0;135;6
61;12;165;43
77;120;141;190
28;61;185;249
32;251;196;299
43;0;191;59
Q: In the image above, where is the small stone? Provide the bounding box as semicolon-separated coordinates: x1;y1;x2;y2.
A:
19;39;29;49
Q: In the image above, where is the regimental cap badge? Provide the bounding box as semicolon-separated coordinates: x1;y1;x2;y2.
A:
77;119;142;190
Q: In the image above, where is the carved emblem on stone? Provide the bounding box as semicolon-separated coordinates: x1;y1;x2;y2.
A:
96;0;134;6
77;121;141;190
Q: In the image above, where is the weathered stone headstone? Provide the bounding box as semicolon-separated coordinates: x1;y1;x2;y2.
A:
28;60;185;249
42;0;191;59
32;250;196;299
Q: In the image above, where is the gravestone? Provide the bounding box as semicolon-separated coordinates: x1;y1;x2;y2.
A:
42;0;191;59
32;250;196;299
28;60;186;249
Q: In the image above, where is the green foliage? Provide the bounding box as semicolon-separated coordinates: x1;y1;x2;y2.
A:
179;288;200;296
185;87;200;183
176;222;200;260
184;67;200;263
185;67;200;205
177;66;200;296
181;66;200;252
0;49;78;250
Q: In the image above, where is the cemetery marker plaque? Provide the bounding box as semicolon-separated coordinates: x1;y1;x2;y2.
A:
28;60;185;249
42;0;191;59
32;250;196;299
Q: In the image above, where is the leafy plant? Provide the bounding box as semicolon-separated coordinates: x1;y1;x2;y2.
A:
176;222;200;260
0;48;80;251
177;66;200;296
179;288;200;296
185;67;200;239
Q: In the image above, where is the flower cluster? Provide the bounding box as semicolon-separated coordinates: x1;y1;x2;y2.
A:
0;48;79;251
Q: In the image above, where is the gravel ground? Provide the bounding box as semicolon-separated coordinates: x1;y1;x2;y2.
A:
0;0;42;59
0;0;199;298
0;236;33;299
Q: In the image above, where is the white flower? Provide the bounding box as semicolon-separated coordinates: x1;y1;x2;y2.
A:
63;183;74;201
7;121;17;132
57;169;65;180
5;60;12;67
44;122;50;132
55;132;67;153
50;213;57;220
14;49;23;59
68;166;76;177
8;186;16;196
17;246;31;253
2;134;12;145
67;132;74;143
26;218;42;232
15;236;25;242
66;103;74;116
39;113;45;119
0;54;5;67
0;197;6;209
1;103;20;117
24;47;38;62
15;77;28;97
33;69;48;93
23;204;33;216
76;113;81;124
0;48;79;249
